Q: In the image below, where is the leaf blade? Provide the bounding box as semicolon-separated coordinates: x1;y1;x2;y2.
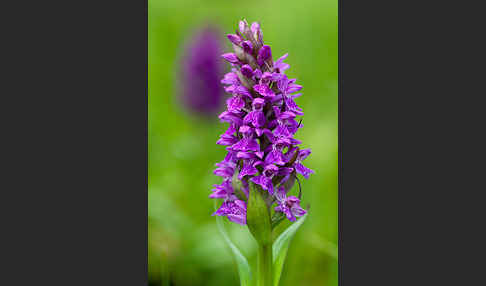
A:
272;213;307;286
215;203;252;286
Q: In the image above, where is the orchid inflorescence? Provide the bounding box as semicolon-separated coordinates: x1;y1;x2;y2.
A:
210;19;313;227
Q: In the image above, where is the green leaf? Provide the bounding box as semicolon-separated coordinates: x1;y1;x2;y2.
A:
272;213;308;286
215;202;252;286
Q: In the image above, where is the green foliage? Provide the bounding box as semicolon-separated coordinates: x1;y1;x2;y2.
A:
272;214;307;286
216;211;308;286
216;207;308;286
215;203;252;286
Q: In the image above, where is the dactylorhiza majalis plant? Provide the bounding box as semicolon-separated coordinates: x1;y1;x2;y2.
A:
210;19;314;286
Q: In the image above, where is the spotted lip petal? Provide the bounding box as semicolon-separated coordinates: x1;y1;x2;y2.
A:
253;84;275;98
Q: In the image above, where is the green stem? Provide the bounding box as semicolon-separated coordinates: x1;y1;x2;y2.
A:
257;243;273;286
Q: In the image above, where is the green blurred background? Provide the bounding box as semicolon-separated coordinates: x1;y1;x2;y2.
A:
148;0;337;285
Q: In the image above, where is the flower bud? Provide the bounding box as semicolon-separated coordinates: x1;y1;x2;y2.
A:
242;41;253;54
239;20;248;35
222;53;240;64
251;22;264;48
257;45;272;67
227;34;242;46
251;22;260;37
240;64;254;78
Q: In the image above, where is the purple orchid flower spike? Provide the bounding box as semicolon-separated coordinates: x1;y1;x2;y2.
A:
211;20;315;286
211;19;313;227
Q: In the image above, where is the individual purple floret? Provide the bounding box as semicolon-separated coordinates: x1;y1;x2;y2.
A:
179;26;224;116
211;19;313;224
212;196;247;225
274;187;307;222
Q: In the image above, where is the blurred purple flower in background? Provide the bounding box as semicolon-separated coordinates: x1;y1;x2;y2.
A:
179;25;225;116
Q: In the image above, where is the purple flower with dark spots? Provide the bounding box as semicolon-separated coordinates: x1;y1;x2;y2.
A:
210;179;233;199
218;110;243;127
227;96;245;112
179;25;224;116
253;84;275;98
264;146;286;166
217;125;239;146
213;197;247;225
238;159;259;179
252;98;265;111
294;149;314;179
243;108;265;128
213;156;236;178
221;72;239;86
211;19;313;225
224;84;252;98
274;187;306;221
251;164;279;194
232;137;260;152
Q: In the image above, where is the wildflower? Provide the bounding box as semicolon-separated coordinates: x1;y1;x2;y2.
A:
179;25;224;116
211;19;313;225
274;187;307;221
293;148;314;179
212;196;247;225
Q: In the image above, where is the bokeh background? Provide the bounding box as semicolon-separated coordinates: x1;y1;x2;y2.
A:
148;0;337;285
